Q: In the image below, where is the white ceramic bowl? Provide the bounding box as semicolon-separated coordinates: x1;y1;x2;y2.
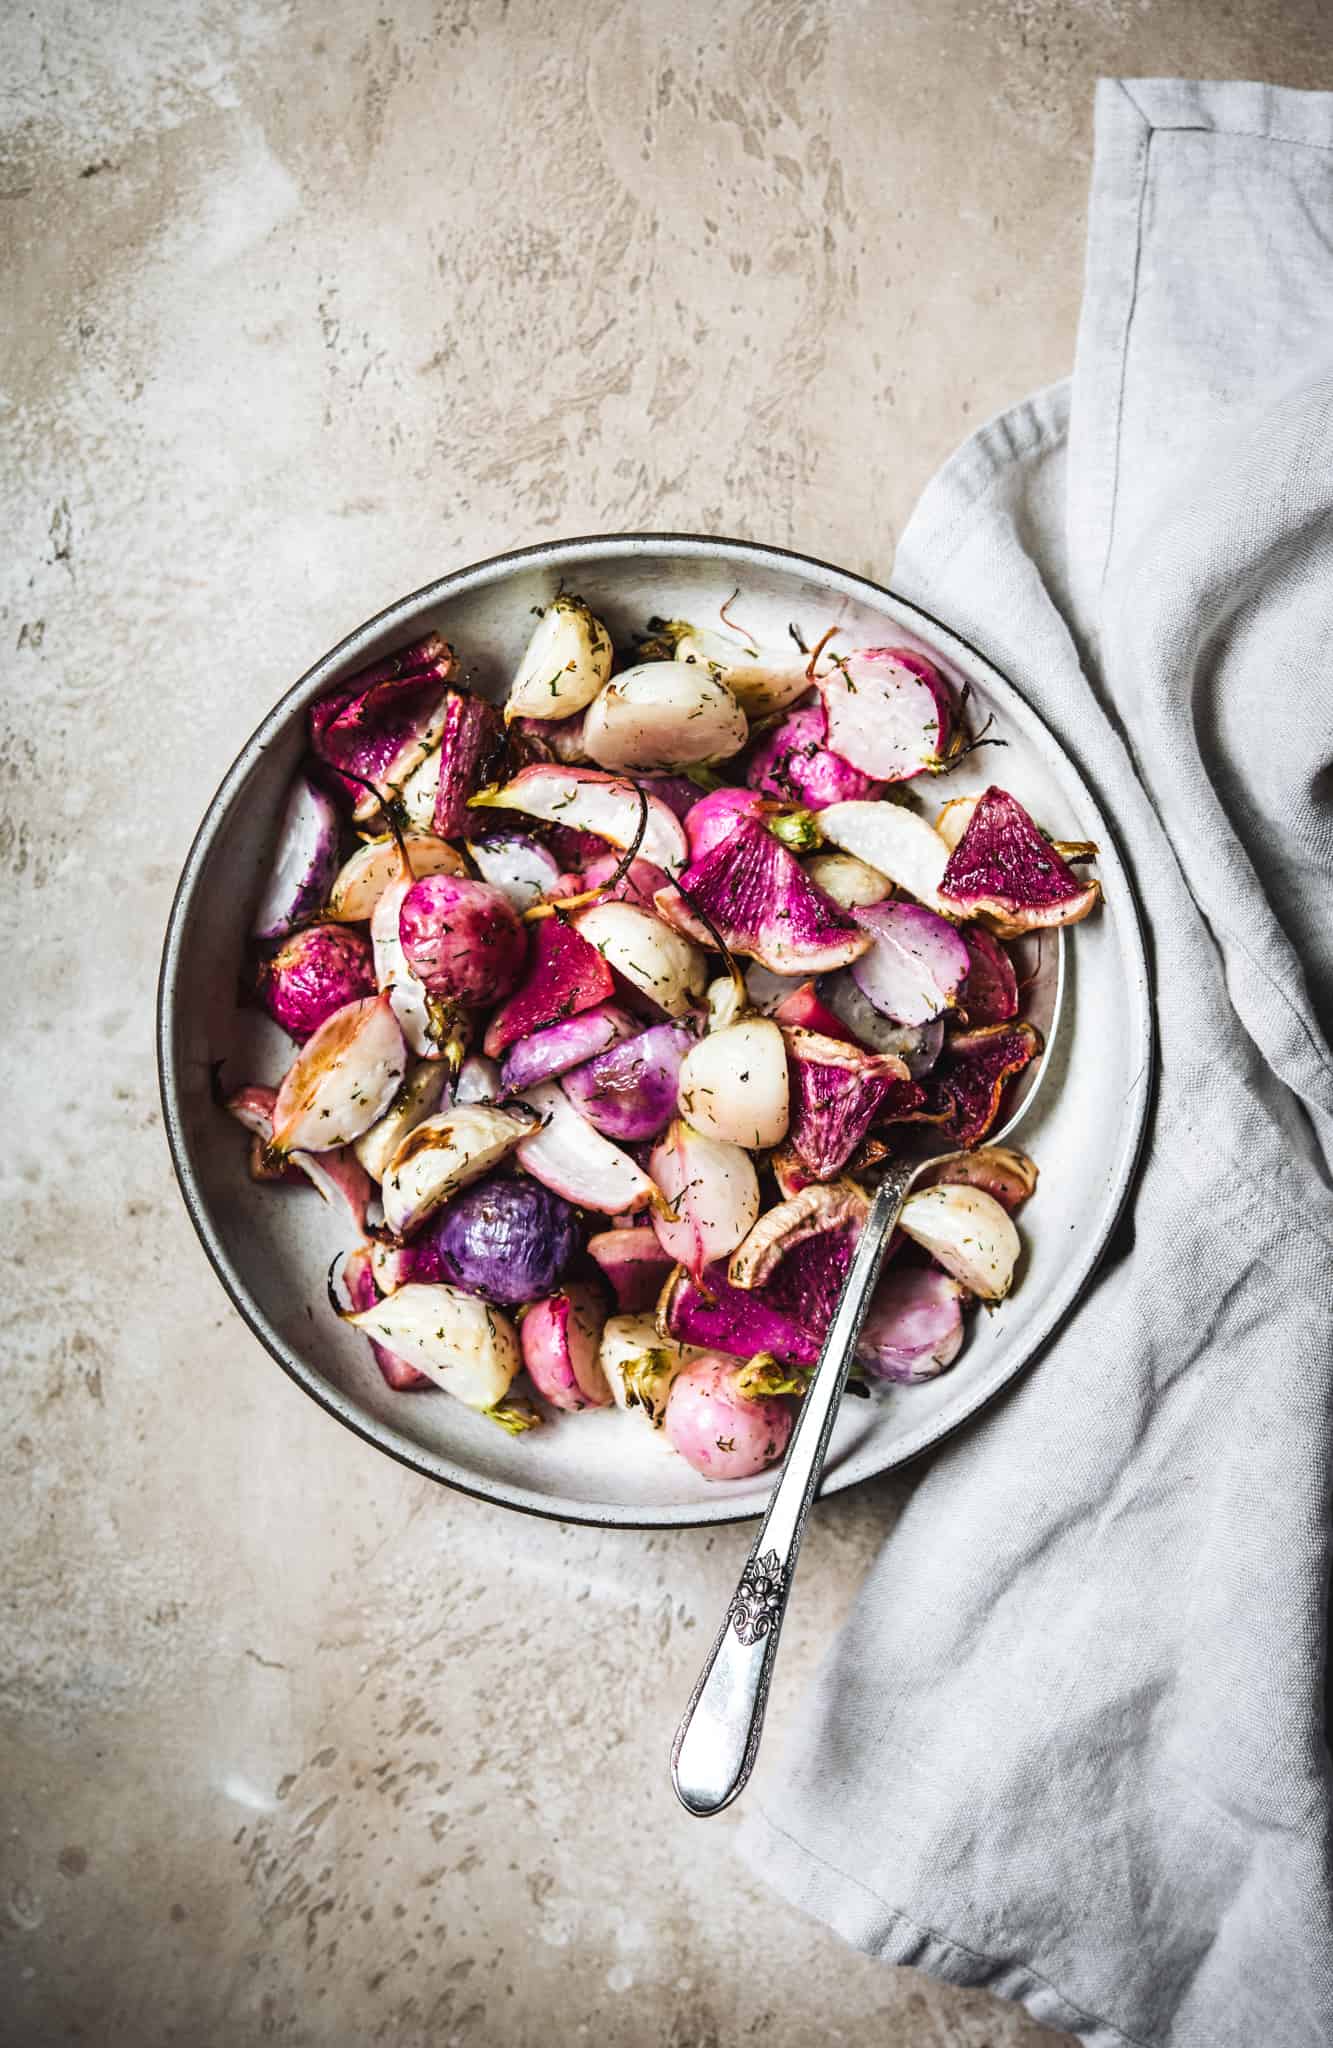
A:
158;535;1151;1527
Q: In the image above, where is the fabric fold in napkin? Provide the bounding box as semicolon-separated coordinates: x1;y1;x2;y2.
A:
737;78;1333;2048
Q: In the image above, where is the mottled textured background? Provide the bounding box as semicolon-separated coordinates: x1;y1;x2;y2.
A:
4;3;1332;2044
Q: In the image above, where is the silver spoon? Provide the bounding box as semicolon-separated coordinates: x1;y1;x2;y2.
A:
670;930;1063;1816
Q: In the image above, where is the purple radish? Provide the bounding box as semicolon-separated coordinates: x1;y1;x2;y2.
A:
499;1002;638;1097
562;1021;695;1142
747;699;884;810
309;633;456;820
408;1174;582;1305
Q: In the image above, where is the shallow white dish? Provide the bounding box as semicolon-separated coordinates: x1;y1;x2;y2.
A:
157;535;1152;1527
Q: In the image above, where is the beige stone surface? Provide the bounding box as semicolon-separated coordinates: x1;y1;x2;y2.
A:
4;3;1331;2043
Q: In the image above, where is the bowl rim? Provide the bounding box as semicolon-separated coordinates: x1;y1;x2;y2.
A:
157;530;1153;1529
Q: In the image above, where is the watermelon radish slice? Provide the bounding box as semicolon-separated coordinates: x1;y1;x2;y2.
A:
654;815;869;977
780;1026;911;1180
926;1022;1041;1148
940;787;1100;935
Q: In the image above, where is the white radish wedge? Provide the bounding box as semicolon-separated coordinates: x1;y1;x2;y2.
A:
676;1018;789;1148
471;764;689;875
328;833;463;922
804;851;894;910
898;1183;1020;1301
381;1102;540;1236
649;1119;760;1274
515;1080;659;1215
271;992;406;1154
353;1059;452;1182
582;661;747;772
346;1283;520;1410
574;901;707;1017
371;878;439;1059
505;596;613;724
673;626;810;721
935;794;980;852
598;1312;701;1423
819;799;955;915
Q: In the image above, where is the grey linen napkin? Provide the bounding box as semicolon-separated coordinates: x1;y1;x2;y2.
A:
736;79;1333;2048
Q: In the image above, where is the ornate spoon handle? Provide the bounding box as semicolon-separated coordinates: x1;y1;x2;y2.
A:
670;1160;917;1816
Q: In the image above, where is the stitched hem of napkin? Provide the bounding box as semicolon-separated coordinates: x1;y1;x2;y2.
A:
738;1804;1148;2048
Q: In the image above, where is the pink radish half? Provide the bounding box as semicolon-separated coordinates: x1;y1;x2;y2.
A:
521;1285;611;1411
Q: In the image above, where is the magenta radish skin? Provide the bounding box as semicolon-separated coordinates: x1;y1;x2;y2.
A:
309;633;455;819
561;1020;695;1142
521;1286;611;1411
427;691;507;840
498;1002;638;1097
848;898;971;1027
258;923;377;1041
663;1355;793;1480
747;700;884;810
817;646;956;783
684;786;768;863
665;1261;828;1367
397;874;527;1008
252;774;342;941
586;1227;675;1312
